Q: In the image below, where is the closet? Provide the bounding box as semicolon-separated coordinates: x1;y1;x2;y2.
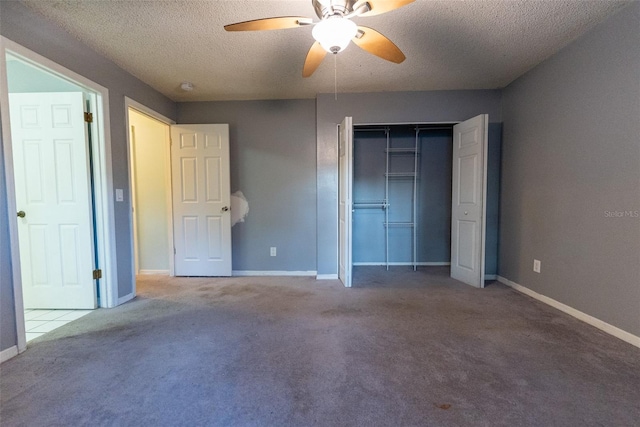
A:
352;124;454;270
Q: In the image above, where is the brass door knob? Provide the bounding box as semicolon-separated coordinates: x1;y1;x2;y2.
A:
17;211;26;218
221;206;229;212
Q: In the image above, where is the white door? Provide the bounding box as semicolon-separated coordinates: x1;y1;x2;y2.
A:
451;114;488;288
171;124;231;276
9;92;97;309
338;117;353;287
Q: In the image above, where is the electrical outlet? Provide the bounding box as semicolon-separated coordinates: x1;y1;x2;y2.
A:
533;259;541;273
270;247;276;257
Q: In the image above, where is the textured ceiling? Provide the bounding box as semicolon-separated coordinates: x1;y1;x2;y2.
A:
20;0;630;101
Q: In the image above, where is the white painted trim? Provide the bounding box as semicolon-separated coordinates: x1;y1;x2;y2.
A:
316;274;339;280
479;114;489;289
117;292;135;305
125;97;175;125
232;270;318;277
138;270;170;275
353;262;451;266
0;346;18;363
498;276;640;349
484;274;497;280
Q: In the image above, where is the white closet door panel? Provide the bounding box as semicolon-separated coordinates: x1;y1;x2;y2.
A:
451;114;488;288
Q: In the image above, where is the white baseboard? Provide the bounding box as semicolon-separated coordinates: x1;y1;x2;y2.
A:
353;262;451;266
117;292;135;306
485;274;497;280
232;270;318;277
138;270;170;275
0;345;18;363
316;274;339;280
498;276;640;349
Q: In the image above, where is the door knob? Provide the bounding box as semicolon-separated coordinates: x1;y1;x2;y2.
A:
221;206;229;212
464;211;468;215
17;211;26;218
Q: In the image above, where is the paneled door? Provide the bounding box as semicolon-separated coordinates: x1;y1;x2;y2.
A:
338;117;353;287
171;124;231;276
450;114;488;288
9;92;97;309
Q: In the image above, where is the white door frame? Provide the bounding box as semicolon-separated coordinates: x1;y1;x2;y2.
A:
0;36;118;352
124;97;176;291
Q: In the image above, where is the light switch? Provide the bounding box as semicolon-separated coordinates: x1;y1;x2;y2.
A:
115;189;124;202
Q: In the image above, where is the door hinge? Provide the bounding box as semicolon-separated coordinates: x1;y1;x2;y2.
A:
93;269;102;280
84;112;93;123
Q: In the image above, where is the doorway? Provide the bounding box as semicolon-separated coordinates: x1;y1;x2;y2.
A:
339;115;491;289
1;38;117;350
124;98;233;281
127;106;173;278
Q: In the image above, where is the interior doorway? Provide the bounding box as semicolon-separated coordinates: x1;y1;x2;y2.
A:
1;37;117;350
127;107;173;277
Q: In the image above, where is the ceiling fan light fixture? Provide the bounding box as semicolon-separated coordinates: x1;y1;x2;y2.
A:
312;17;358;54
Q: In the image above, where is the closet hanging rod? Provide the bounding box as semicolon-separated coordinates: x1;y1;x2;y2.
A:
354;204;389;209
384;222;415;227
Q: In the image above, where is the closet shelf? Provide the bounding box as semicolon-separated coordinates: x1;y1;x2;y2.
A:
385;172;416;177
384;222;415;227
385;148;419;154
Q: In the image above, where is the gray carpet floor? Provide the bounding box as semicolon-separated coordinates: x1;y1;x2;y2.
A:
1;267;639;426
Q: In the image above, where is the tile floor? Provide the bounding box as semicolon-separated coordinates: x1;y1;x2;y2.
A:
24;310;93;342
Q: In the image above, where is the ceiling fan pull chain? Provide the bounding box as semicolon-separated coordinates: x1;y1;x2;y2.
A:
334;54;338;101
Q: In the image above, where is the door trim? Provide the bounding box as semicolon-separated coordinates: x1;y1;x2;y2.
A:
124;96;176;292
0;37;117;352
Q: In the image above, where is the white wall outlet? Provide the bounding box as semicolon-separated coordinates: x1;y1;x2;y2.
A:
533;259;541;273
115;188;124;202
270;247;277;257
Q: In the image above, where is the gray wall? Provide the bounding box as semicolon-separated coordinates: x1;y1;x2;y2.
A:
317;90;503;275
177;100;317;272
0;1;176;351
500;2;640;336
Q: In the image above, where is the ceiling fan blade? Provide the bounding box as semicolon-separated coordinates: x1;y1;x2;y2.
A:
224;16;313;32
352;26;406;64
303;41;327;77
352;0;415;17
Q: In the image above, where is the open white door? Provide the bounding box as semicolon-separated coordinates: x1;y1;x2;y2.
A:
338;117;353;287
451;114;488;288
9;92;97;309
171;124;231;276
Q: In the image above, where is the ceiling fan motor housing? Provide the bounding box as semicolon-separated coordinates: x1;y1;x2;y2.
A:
313;0;360;19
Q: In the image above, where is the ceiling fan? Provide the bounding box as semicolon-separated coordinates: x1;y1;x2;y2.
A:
224;0;415;77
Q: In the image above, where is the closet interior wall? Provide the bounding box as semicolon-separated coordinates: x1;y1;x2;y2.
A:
352;125;453;269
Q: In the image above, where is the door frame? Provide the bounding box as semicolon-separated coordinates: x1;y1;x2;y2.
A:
124;97;175;292
0;37;118;352
342;119;489;286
